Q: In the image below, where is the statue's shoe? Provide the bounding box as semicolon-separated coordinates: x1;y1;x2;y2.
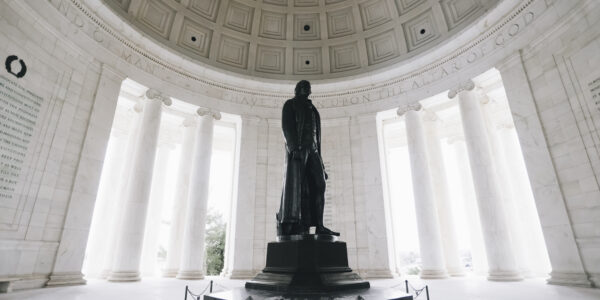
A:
316;226;340;236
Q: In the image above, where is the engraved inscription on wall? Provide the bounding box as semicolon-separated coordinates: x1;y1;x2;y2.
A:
0;75;43;204
588;76;600;112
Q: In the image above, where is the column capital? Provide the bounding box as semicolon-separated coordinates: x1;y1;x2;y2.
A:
396;102;422;116
197;107;221;120
145;89;172;106
448;80;475;99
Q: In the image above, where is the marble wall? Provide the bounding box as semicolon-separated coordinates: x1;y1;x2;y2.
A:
0;0;599;292
496;0;600;286
0;0;123;290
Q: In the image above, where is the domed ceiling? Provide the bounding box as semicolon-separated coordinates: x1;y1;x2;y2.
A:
105;0;498;80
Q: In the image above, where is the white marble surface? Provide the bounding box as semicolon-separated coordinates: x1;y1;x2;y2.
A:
403;109;448;279
223;116;258;279
163;118;196;277
456;87;521;281
177;112;216;279
1;276;600;300
423;112;464;277
1;0;599;291
108;93;165;282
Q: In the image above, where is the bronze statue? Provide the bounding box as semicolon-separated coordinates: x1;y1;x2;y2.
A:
276;80;339;236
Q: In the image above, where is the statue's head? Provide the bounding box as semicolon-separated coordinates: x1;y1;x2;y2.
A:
294;80;311;99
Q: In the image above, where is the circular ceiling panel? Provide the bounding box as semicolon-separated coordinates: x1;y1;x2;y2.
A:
104;0;498;80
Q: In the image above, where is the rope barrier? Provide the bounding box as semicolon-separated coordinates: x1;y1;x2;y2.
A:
403;279;430;300
184;280;225;300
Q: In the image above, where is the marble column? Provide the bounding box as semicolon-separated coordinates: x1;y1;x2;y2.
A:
177;108;221;279
140;144;173;276
450;80;521;281
223;116;260;279
497;124;551;276
100;102;143;278
162;116;197;277
480;102;530;277
497;51;590;287
398;104;448;279
422;111;464;276
448;137;488;275
108;89;171;282
47;64;125;287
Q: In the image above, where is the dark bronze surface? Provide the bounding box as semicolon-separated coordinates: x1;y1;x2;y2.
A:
277;80;339;237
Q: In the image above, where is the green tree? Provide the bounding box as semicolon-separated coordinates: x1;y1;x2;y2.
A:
204;208;226;275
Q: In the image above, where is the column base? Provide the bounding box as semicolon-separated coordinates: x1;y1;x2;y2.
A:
547;271;592;287
162;269;178;278
420;269;448;279
176;270;204;280
46;272;86;287
107;271;141;282
224;269;255;279
487;270;523;281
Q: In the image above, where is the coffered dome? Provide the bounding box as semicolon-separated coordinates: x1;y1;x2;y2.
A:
104;0;498;80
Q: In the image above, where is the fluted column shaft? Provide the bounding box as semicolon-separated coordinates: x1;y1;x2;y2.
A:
400;105;447;279
100;104;142;278
449;137;488;275
423;113;464;276
223;116;259;279
108;90;171;282
162;118;197;277
452;82;522;281
177;108;220;279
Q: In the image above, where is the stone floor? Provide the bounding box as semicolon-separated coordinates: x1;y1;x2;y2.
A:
1;275;599;300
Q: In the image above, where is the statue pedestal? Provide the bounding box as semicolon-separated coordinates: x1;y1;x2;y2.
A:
246;234;369;292
205;234;412;300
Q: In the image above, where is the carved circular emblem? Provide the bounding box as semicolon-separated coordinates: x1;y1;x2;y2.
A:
5;55;27;78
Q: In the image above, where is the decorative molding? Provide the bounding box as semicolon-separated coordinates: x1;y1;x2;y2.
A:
294;13;321;41
359;0;392;31
258;10;286;40
145;88;172;105
327;7;356;38
255;45;286;74
396;102;422;116
197;107;222;120
447;79;475;99
365;29;400;65
40;0;547;108
329;42;361;73
402;8;440;52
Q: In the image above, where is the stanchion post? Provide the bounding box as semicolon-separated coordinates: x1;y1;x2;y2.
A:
426;285;430;300
210;280;213;293
405;280;409;294
184;285;188;300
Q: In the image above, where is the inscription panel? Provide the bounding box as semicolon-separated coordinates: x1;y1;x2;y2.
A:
0;75;43;220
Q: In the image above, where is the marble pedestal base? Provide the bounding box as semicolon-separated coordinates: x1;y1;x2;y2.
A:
420;269;449;279
107;271;140;282
246;235;369;293
176;270;204;280
205;287;413;300
487;271;523;282
46;272;87;286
